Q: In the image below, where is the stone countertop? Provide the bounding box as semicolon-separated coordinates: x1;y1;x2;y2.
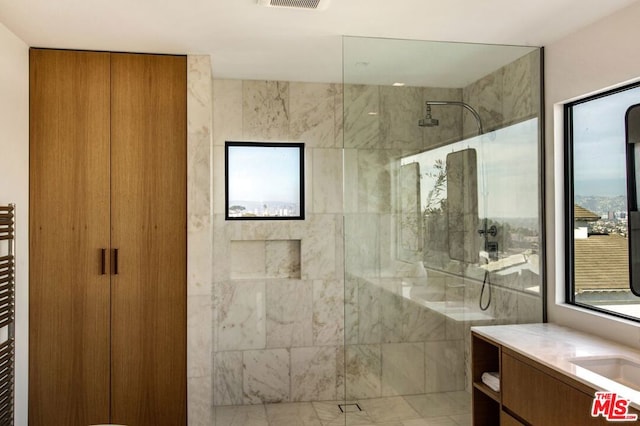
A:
472;323;640;409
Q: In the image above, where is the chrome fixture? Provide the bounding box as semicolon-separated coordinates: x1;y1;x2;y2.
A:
419;100;484;135
418;104;439;128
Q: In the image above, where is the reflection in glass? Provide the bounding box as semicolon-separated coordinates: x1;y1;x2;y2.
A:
342;35;543;421
401;118;540;283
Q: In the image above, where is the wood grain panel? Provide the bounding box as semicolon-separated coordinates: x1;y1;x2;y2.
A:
29;48;111;426
502;352;610;425
110;53;187;426
500;410;525;426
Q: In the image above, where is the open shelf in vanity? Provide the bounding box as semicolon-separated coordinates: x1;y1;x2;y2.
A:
471;332;501;425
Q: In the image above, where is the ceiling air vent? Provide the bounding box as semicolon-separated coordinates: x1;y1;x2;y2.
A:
257;0;330;10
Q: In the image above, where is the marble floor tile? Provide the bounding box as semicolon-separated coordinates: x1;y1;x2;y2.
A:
311;400;373;425
356;418;458;426
265;402;322;426
212;391;472;426
357;422;403;426
357;396;421;423
404;417;459;426
441;391;471;414
449;413;472;426
214;404;268;426
403;393;470;418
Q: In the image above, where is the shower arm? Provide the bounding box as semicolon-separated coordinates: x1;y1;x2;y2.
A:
426;100;484;135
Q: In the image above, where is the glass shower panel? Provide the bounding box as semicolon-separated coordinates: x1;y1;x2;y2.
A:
342;36;543;424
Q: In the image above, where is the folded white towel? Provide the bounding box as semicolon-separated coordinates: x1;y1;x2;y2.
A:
481;371;500;392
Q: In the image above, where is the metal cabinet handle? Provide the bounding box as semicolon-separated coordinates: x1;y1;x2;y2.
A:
113;248;119;275
101;248;106;275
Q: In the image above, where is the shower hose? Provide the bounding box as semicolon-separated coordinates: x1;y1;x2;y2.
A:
479;269;492;311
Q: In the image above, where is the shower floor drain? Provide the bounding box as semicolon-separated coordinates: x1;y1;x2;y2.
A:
338;403;362;413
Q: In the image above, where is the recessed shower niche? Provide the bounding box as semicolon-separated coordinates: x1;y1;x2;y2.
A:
230;239;302;279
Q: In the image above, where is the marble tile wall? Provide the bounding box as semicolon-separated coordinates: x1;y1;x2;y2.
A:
211;79;345;407
343;275;465;400
341;81;471;400
459;47;543;326
208;78;475;407
191;48;542;416
462;49;541;137
230;240;301;279
422;87;464;150
344;50;543;401
187;55;214;426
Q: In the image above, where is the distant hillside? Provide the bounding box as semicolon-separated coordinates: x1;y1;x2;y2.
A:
228;200;300;215
574;195;626;216
491;217;539;230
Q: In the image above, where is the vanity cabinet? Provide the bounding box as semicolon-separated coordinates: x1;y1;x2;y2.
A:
500;411;524;426
471;333;501;425
472;331;633;425
29;49;186;426
502;350;604;425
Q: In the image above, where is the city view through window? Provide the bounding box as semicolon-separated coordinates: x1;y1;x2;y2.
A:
226;143;303;219
570;85;640;318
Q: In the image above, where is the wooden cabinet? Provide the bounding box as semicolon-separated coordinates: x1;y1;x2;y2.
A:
472;331;616;425
29;49;112;426
109;52;187;426
502;350;606;425
471;333;501;426
500;411;525;426
29;49;186;426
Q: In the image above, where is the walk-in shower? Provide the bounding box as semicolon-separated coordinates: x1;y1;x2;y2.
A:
207;37;544;426
342;36;544;425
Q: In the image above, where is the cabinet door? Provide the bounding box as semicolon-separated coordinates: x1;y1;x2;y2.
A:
502;352;609;425
110;53;187;426
500;410;525;425
29;49;111;426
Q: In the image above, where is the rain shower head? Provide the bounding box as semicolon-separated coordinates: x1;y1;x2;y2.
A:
420;100;484;135
418;117;439;127
418;104;439;127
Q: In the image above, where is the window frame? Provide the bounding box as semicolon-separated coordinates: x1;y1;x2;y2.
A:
224;141;306;221
564;82;640;322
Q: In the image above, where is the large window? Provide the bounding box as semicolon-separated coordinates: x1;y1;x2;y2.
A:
566;83;640;320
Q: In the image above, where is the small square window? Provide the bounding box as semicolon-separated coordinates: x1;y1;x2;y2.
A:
225;142;305;220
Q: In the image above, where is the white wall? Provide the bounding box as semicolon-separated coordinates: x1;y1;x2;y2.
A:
0;22;28;426
546;1;640;347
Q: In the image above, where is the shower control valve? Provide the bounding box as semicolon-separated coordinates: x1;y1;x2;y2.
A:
478;225;498;237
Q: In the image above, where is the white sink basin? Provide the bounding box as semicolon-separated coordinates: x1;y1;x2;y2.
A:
571;357;640;391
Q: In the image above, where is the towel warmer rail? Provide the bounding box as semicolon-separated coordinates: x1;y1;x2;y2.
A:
0;204;15;426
